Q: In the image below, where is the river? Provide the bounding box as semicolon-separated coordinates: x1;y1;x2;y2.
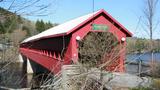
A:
0;62;53;89
126;52;160;75
0;53;160;89
126;52;160;62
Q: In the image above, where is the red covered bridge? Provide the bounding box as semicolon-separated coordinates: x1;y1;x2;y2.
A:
20;9;132;74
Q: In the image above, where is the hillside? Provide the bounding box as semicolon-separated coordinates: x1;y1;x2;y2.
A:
0;7;37;44
0;7;57;62
0;7;56;46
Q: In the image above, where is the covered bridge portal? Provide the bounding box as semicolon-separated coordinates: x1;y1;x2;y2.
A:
20;9;132;74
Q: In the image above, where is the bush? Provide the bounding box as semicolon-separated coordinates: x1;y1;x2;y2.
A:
152;79;160;90
150;62;160;78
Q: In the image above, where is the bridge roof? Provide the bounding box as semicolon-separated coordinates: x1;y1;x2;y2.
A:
22;9;132;43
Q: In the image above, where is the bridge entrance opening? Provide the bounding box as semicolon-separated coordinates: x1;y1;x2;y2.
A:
78;32;122;71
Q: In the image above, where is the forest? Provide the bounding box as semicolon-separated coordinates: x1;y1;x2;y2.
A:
0;7;57;62
0;7;57;46
127;37;160;53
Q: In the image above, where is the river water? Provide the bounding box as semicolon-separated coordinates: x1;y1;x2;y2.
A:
126;52;160;75
0;62;53;89
0;63;32;89
126;52;160;62
0;53;160;89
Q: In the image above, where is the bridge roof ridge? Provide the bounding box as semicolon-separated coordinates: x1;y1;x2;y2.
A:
22;9;132;43
22;9;101;43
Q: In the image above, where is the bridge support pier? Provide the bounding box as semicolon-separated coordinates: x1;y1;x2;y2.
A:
26;58;33;74
18;54;24;63
20;54;33;74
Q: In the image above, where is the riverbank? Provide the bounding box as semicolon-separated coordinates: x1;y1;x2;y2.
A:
0;61;159;89
0;52;160;89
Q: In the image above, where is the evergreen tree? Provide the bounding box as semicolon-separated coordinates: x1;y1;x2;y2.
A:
36;19;45;33
35;20;40;31
135;39;145;53
35;19;58;33
52;23;59;27
5;16;18;33
0;16;18;34
0;22;5;34
45;21;53;29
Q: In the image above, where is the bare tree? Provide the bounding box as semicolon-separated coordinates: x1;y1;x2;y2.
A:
0;0;58;17
0;0;58;88
142;0;159;76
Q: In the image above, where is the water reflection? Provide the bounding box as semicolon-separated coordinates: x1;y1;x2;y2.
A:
0;62;53;89
0;63;29;88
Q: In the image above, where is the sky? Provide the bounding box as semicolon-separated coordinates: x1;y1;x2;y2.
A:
0;0;160;39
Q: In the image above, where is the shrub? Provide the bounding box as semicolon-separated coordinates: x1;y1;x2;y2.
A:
152;79;160;90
